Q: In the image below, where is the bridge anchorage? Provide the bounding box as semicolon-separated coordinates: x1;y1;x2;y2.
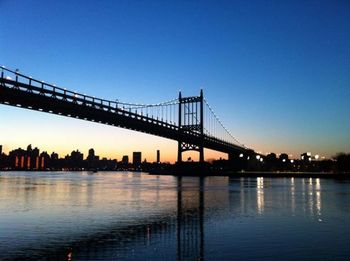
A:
0;66;252;165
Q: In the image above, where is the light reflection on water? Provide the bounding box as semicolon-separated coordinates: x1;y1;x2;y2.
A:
0;172;349;260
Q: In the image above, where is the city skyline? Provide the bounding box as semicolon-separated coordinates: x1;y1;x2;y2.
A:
0;143;157;163
0;142;336;163
1;0;349;161
2;142;348;174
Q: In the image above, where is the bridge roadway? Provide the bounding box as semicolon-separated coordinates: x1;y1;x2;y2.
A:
0;74;247;157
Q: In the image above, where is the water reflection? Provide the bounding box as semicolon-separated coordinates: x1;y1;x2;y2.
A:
0;173;349;260
291;177;295;214
177;177;204;260
316;179;322;221
256;177;264;214
297;177;323;221
236;177;324;220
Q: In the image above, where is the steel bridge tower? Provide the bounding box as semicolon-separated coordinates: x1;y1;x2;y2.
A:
177;90;204;163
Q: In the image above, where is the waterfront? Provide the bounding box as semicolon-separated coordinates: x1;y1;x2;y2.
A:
0;172;350;260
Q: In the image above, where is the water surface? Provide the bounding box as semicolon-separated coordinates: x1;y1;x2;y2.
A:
0;172;349;260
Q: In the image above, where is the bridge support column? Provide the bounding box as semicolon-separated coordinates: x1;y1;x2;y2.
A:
177;142;204;163
199;147;204;163
177;90;205;164
199;89;204;163
177;141;183;163
177;90;183;163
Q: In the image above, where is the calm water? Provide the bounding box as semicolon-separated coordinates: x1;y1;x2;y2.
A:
0;172;349;260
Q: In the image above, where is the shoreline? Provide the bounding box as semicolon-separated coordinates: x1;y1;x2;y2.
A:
148;170;350;179
1;170;350;179
222;171;350;179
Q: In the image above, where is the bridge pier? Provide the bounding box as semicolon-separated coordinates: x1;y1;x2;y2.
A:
199;147;204;163
177;141;204;163
177;142;182;163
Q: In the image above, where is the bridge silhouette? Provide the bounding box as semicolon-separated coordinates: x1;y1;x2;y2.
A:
0;66;252;162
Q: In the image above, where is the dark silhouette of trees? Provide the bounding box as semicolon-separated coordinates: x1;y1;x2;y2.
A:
265;153;277;171
334;153;350;172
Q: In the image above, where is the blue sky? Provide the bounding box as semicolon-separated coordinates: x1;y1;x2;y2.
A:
1;0;349;160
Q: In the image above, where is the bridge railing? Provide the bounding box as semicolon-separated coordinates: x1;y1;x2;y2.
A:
0;66;181;130
0;66;119;109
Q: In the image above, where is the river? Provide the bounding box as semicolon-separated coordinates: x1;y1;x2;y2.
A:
0;171;349;260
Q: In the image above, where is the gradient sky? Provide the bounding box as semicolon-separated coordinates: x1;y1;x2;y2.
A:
1;0;349;162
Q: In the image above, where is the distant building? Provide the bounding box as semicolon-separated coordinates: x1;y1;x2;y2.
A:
51;152;59;160
27;144;40;170
4;145;41;170
40;151;50;169
86;148;99;169
0;145;2;155
1;145;121;171
133;152;142;166
87;148;95;161
156;150;160;163
69;150;84;169
50;152;59;170
122;155;129;165
71;150;84;162
9;147;26;169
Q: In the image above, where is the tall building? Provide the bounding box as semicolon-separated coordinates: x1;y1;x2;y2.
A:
69;150;84;169
28;146;40;170
87;148;95;161
9;147;26;169
51;152;59;160
122;155;129;165
157;150;160;163
71;150;84;161
133;152;142;166
39;151;50;170
50;152;59;170
87;148;100;169
0;145;2;155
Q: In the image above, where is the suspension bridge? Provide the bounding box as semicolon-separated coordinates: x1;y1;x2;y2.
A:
0;66;253;163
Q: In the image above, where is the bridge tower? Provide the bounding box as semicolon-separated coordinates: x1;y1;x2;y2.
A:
177;90;204;163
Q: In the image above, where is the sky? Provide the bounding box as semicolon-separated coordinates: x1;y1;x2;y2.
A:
1;0;349;162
